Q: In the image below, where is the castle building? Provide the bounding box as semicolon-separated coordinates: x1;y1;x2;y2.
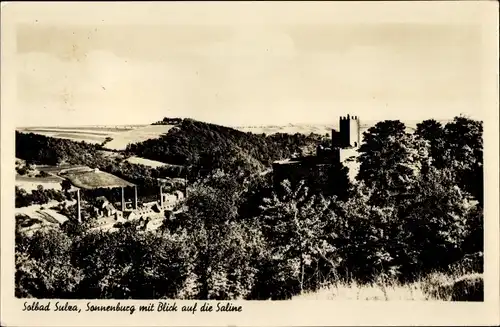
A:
336;114;360;148
272;114;361;190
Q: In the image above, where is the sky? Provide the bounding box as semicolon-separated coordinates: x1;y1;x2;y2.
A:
14;5;488;127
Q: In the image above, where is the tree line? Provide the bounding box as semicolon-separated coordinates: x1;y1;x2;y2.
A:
16;185;71;208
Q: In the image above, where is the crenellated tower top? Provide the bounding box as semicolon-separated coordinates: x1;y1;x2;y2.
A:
338;114;360;148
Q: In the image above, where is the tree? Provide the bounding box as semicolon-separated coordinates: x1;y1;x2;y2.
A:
61;180;72;193
166;172;267;300
393;166;478;278
31;185;50;205
70;229;191;299
334;185;396;282
415;119;446;167
356;120;430;206
414;116;483;205
15;228;82;298
255;180;340;298
15;187;32;208
443;116;483;205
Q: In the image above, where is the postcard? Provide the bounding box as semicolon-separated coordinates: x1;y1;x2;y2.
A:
1;2;499;326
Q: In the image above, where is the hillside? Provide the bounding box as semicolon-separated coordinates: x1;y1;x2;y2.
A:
125;118;324;175
16;118;324;188
103;124;177;150
17;124;174;150
17;126;135;145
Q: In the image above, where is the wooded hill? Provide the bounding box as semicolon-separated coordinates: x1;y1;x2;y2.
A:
16;118;324;183
125;118;323;177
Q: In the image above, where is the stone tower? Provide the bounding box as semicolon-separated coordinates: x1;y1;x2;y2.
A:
339;114;360;148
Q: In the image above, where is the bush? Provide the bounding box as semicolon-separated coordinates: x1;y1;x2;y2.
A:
449;274;483;301
37;171;50;178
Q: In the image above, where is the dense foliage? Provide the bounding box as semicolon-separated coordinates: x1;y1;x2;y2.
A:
415;117;483;205
15;116;484;300
15;185;69;208
126;118;323;177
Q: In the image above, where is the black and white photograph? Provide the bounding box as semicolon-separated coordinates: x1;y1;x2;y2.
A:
1;2;499;326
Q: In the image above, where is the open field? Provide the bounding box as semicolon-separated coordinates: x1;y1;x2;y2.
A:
18;125;143;132
15;163;92;192
234;124;338;136
15;161;66;191
17;125;145;146
103;124;176;150
125;156;181;168
231;120;436;135
15;179;65;192
232;123;377;135
97;150;182;169
17;124;176;150
17;130;109;144
16;174;64;183
36;164;92;174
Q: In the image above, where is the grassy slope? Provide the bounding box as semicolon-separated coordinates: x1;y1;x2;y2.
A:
294;272;483;301
294;255;484;301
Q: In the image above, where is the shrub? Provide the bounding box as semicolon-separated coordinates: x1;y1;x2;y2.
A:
449;273;483;301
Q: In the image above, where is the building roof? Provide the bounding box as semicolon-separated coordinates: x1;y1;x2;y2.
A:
64;169;135;190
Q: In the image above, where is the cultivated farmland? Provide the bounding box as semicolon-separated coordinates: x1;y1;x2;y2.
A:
17;124;176;150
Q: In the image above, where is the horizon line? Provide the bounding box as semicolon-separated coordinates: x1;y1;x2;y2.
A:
14;116;467;129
